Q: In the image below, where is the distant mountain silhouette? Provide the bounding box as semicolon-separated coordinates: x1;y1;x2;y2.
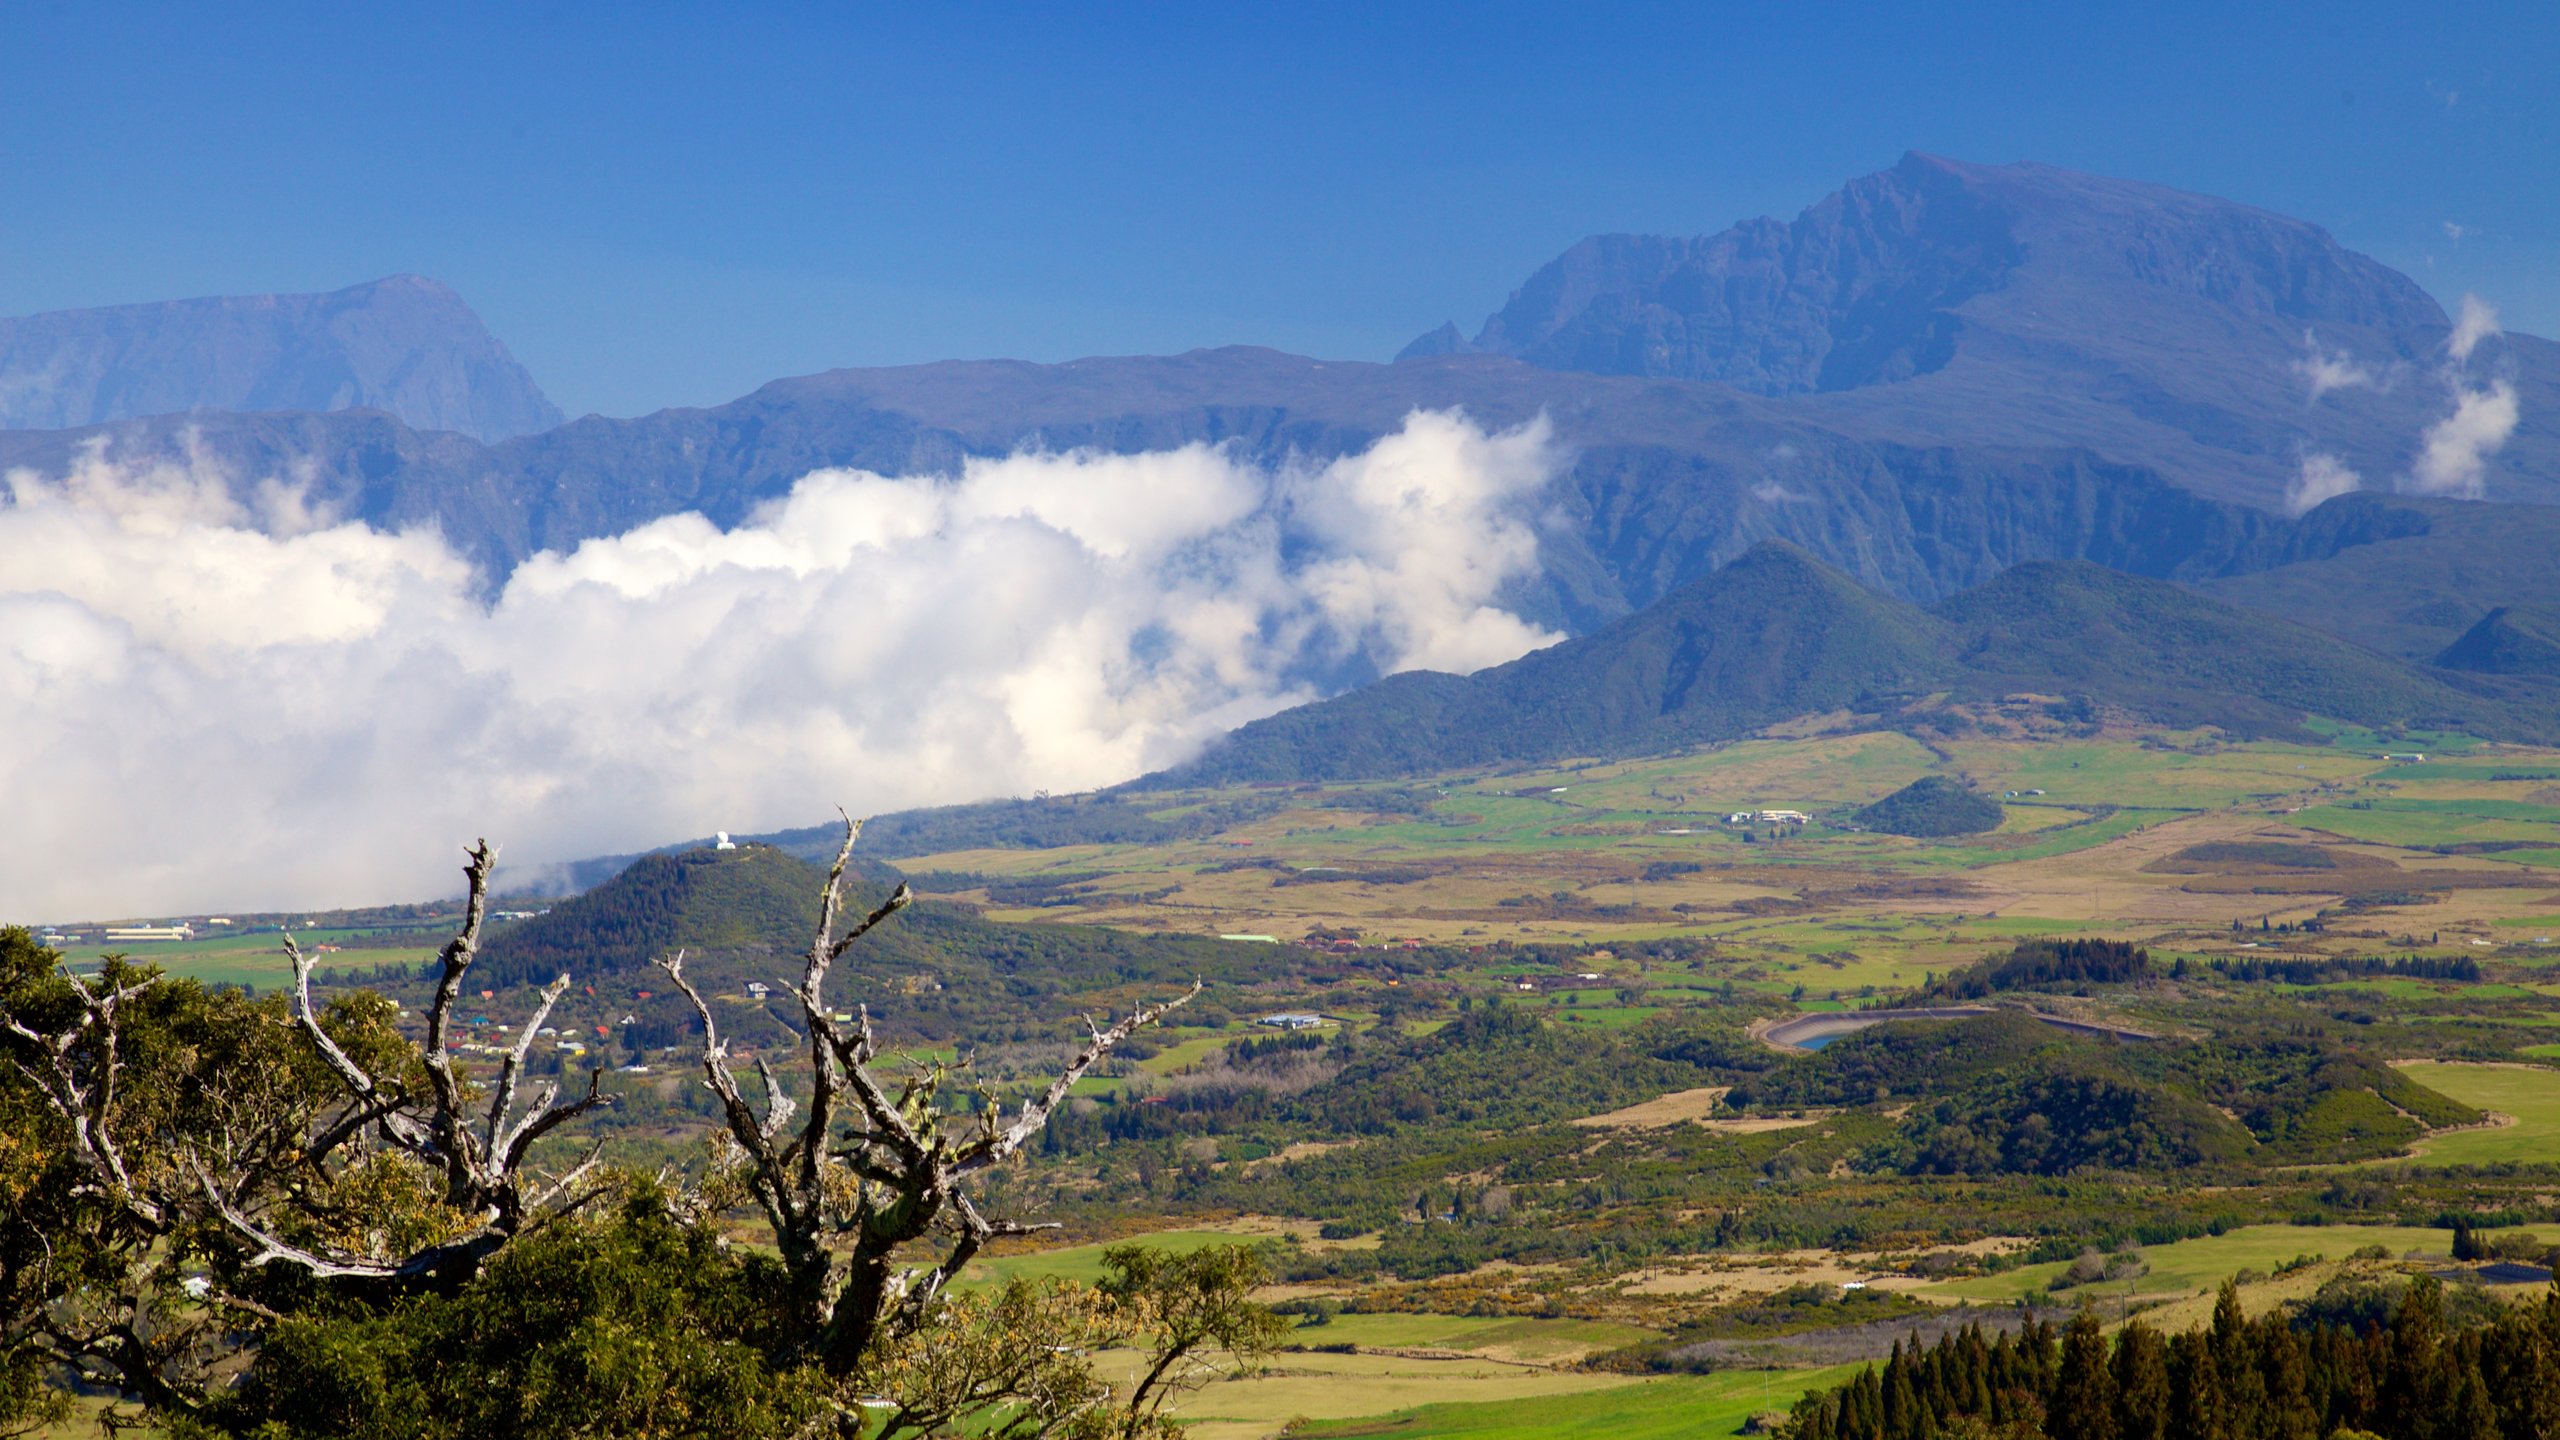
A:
1148;543;2554;784
0;275;560;441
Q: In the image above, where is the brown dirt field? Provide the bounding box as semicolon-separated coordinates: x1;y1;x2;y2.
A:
1569;1086;1823;1133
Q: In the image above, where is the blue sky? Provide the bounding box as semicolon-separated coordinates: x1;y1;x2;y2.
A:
3;1;2554;418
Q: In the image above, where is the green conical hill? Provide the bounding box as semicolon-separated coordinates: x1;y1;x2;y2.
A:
2434;605;2560;678
476;845;1249;1041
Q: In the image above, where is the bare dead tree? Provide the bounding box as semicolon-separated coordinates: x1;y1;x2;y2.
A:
2;969;165;1231
659;815;1197;1377
200;839;611;1280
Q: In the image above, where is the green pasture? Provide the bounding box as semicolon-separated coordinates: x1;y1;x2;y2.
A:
47;926;438;991
2392;1062;2560;1166
1140;1029;1253;1074
1906;808;2178;867
2291;797;2560;856
1275;1366;1860;1440
1477;733;1936;811
1178;1357;1641;1439
1921;1223;2459;1306
2386;761;2560;782
2301;720;2486;755
1289;1312;1652;1361
962;1229;1257;1288
1952;740;2374;811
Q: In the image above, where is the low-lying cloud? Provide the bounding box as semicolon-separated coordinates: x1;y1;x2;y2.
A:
2292;331;2377;401
2283;452;2362;515
2448;293;2502;364
2409;379;2520;499
1;411;1564;919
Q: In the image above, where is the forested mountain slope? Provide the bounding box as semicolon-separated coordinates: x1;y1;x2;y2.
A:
1153;543;2556;785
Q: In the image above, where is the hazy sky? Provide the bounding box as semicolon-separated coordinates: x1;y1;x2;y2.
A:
4;1;2555;418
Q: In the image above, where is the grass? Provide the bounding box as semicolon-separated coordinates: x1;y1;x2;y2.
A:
1177;1359;1644;1439
963;1229;1257;1288
2292;798;2560;855
1268;1366;1862;1440
1919;1223;2457;1306
1288;1313;1652;1362
2391;1062;2560;1166
47;926;440;991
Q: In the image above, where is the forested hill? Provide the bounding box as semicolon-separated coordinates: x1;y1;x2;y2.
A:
1149;543;2559;786
476;844;1254;1040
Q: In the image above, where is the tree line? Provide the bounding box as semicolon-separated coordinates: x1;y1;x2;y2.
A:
1787;1277;2559;1440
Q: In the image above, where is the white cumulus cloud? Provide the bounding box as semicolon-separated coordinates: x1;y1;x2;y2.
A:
2291;331;2376;401
2448;293;2502;365
0;412;1565;920
2408;380;2520;499
2283;452;2363;515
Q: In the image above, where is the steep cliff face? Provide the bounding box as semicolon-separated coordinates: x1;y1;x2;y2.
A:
1430;152;2446;397
1405;154;2547;511
0;275;561;441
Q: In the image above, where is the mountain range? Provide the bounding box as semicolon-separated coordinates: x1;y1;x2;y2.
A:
0;275;560;442
6;153;2559;828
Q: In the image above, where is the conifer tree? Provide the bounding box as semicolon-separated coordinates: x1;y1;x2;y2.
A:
2047;1309;2118;1440
2110;1321;2170;1440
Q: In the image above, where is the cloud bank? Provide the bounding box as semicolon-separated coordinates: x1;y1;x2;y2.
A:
0;412;1564;919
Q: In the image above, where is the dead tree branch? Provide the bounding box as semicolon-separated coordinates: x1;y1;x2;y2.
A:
209;839;611;1278
662;814;1195;1376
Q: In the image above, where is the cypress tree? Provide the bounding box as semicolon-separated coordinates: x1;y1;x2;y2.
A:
2382;1277;2454;1440
2211;1281;2268;1435
2049;1308;2119;1440
2111;1320;2170;1440
2446;1355;2499;1440
2169;1328;2232;1440
2256;1323;2320;1440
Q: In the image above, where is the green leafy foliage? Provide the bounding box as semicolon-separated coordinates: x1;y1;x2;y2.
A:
1920;940;2151;1001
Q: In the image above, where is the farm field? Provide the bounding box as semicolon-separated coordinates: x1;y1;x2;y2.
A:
2391;1062;2560;1165
48;926;441;990
1268;1367;1862;1440
1918;1223;2459;1310
894;730;2560;1009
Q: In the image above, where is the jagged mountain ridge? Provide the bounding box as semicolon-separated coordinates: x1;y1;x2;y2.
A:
1404;152;2560;511
1;157;2556;663
0;275;561;442
1410;152;2443;395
